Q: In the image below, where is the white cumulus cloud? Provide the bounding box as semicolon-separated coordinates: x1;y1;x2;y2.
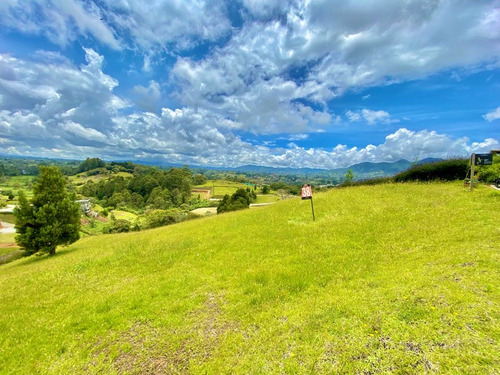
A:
0;0;120;49
132;81;162;113
1;2;499;169
483;107;500;122
345;109;398;125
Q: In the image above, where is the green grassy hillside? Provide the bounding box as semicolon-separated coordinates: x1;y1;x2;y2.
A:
194;179;256;198
0;183;499;374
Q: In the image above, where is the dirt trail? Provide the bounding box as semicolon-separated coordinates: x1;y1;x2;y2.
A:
0;243;17;248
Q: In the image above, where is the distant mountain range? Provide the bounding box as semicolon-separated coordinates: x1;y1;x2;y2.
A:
202;158;443;178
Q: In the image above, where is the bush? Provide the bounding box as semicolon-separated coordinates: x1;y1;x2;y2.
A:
340;177;393;187
86;167;107;176
477;154;500;182
217;188;251;214
4;190;14;200
268;183;300;195
110;219;131;233
142;208;184;229
394;159;468;182
193;174;207;185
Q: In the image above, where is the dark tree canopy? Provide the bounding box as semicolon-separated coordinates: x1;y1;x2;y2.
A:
14;166;81;256
81;167;192;210
217;188;253;214
78;157;105;173
393;159;469;182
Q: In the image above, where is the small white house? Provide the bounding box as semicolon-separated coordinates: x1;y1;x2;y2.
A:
75;199;91;213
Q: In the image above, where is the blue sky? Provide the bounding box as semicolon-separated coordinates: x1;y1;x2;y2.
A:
0;0;499;169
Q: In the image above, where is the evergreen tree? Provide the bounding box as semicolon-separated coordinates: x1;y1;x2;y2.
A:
14;166;81;256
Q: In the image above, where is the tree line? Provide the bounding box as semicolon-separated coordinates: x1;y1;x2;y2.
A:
81;166;193;211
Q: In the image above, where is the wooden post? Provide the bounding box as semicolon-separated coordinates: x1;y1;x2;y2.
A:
470;153;475;192
310;197;315;221
301;184;315;221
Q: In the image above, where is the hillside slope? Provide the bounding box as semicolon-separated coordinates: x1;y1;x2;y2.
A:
0;183;499;374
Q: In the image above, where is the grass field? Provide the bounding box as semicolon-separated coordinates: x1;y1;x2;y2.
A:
0;213;15;223
111;209;138;221
0;232;15;244
254;194;279;204
69;171;133;185
0;175;36;199
194;180;257;198
0;232;20;264
0;213;18;260
0;183;499;374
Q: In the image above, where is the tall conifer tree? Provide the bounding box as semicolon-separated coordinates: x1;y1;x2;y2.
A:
14;166;80;255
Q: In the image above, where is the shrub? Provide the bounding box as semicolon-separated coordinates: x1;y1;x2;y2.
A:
217;188;251;214
476;154;500;182
142;208;184;229
4;190;14;200
341;177;393;187
110;219;131;233
394;159;468;182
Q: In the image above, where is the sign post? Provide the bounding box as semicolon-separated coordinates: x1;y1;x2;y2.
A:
470;153;475;192
301;184;315;221
474;153;493;166
471;153;493;191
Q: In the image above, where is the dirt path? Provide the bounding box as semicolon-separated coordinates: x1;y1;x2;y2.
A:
0;243;17;248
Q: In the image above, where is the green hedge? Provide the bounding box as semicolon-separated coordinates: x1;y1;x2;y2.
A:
394;159;468;182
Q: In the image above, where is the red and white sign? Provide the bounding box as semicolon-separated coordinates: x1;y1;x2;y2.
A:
301;184;312;200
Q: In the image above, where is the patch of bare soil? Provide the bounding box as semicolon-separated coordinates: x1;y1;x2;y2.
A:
0;243;17;248
88;293;237;374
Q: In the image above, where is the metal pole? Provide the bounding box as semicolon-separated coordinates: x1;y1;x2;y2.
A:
470;153;475;192
310;197;315;221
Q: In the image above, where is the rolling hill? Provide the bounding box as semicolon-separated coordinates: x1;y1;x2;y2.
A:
205;159;416;177
0;182;498;374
